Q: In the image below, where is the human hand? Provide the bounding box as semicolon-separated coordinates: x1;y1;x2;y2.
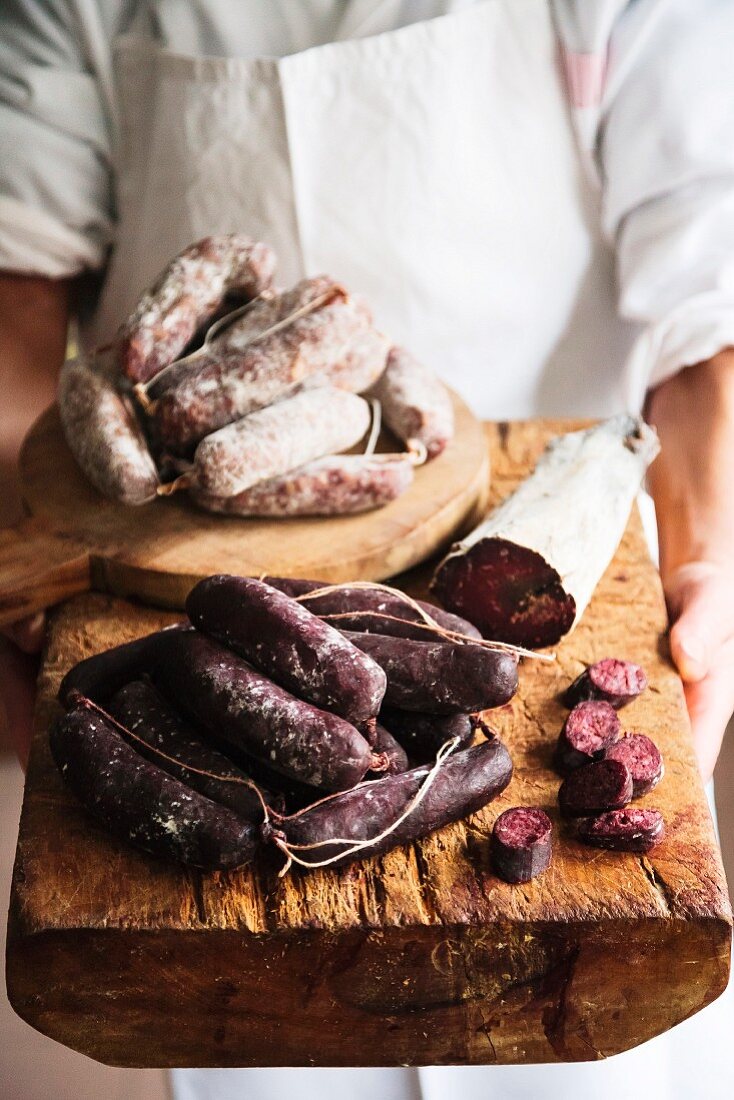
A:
665;562;734;782
0;611;45;769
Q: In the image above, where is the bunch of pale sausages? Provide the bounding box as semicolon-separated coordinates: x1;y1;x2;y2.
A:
58;234;455;514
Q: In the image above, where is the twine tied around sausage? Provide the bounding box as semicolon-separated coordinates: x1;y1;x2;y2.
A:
293;580;555;662
268;735;461;876
134;285;342;407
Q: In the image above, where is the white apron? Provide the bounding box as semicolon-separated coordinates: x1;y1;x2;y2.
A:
92;0;641;421
91;3;732;1097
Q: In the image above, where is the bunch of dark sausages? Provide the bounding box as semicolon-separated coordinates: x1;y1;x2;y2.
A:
59;234;455;514
52;575;519;874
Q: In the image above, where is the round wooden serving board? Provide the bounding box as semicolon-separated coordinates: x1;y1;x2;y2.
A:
0;389;488;625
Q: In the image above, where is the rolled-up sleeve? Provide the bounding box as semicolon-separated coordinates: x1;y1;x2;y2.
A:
599;0;734;406
0;0;118;276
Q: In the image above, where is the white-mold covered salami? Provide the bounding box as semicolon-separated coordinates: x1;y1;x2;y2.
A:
116;234;276;383
150;276;369;451
432;417;660;647
189;452;414;517
369;345;454;459
58;355;159;505
190;387;371;498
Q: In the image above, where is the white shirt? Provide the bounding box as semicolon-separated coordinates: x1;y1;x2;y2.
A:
1;1;734;414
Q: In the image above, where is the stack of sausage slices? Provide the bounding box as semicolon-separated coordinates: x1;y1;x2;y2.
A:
58;234;455;514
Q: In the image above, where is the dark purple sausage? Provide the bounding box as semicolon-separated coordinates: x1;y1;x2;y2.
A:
577;808;665;853
58;624;189;706
603;733;663;797
491;807;553;884
341;632;518;714
553;701;621;776
263;576;482;642
186;576;386;724
152;630;376;791
108;679;283;818
564;658;648;709
50;697;258;871
558;758;633;818
371;723;409;775
280;739;513;870
379;708;475;764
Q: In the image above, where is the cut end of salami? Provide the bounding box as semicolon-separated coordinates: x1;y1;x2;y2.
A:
430;538;576;648
564;658;648;709
558;758;633;818
578;808;665;853
554;700;621;775
604;733;663;797
491;807;553;883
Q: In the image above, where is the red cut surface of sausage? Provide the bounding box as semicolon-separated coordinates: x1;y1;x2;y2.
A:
150;277;368;451
152;629;375;791
380;708;475;764
58;624;189;706
578;807;665;853
564;658;648;709
369;345;454;459
554;701;621;776
371;723;410;775
117;235;276;383
58;356;160;505
342;631;518;714
51;697;258;870
559;758;633;818
186;575;386;724
108;679;283;818
265;577;482;642
603;733;663;797
491;807;553;884
432;538;576;649
281;738;513;870
192;387;371;498
189;453;413;517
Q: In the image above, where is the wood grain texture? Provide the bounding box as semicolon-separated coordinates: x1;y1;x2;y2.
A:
6;420;731;1068
0;389;487;615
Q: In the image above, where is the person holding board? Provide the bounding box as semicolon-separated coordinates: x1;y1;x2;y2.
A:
1;2;733;1097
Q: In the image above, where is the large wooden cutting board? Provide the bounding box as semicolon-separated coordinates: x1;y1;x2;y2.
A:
0;388;487;626
6;421;731;1068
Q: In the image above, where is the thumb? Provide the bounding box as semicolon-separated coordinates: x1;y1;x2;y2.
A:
668;568;731;683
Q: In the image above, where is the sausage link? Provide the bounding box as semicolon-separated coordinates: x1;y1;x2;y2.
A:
369;345;454;459
150;277;367;451
186;575;386;723
58;624;189;706
342;631;518;714
264;577;482;641
152;629;376;791
280;739;513;870
370;723;409;775
59;356;159;505
116;235;276;383
108;679;284;817
189;453;414;517
380;708;475;763
51;696;259;870
191;387;371;498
